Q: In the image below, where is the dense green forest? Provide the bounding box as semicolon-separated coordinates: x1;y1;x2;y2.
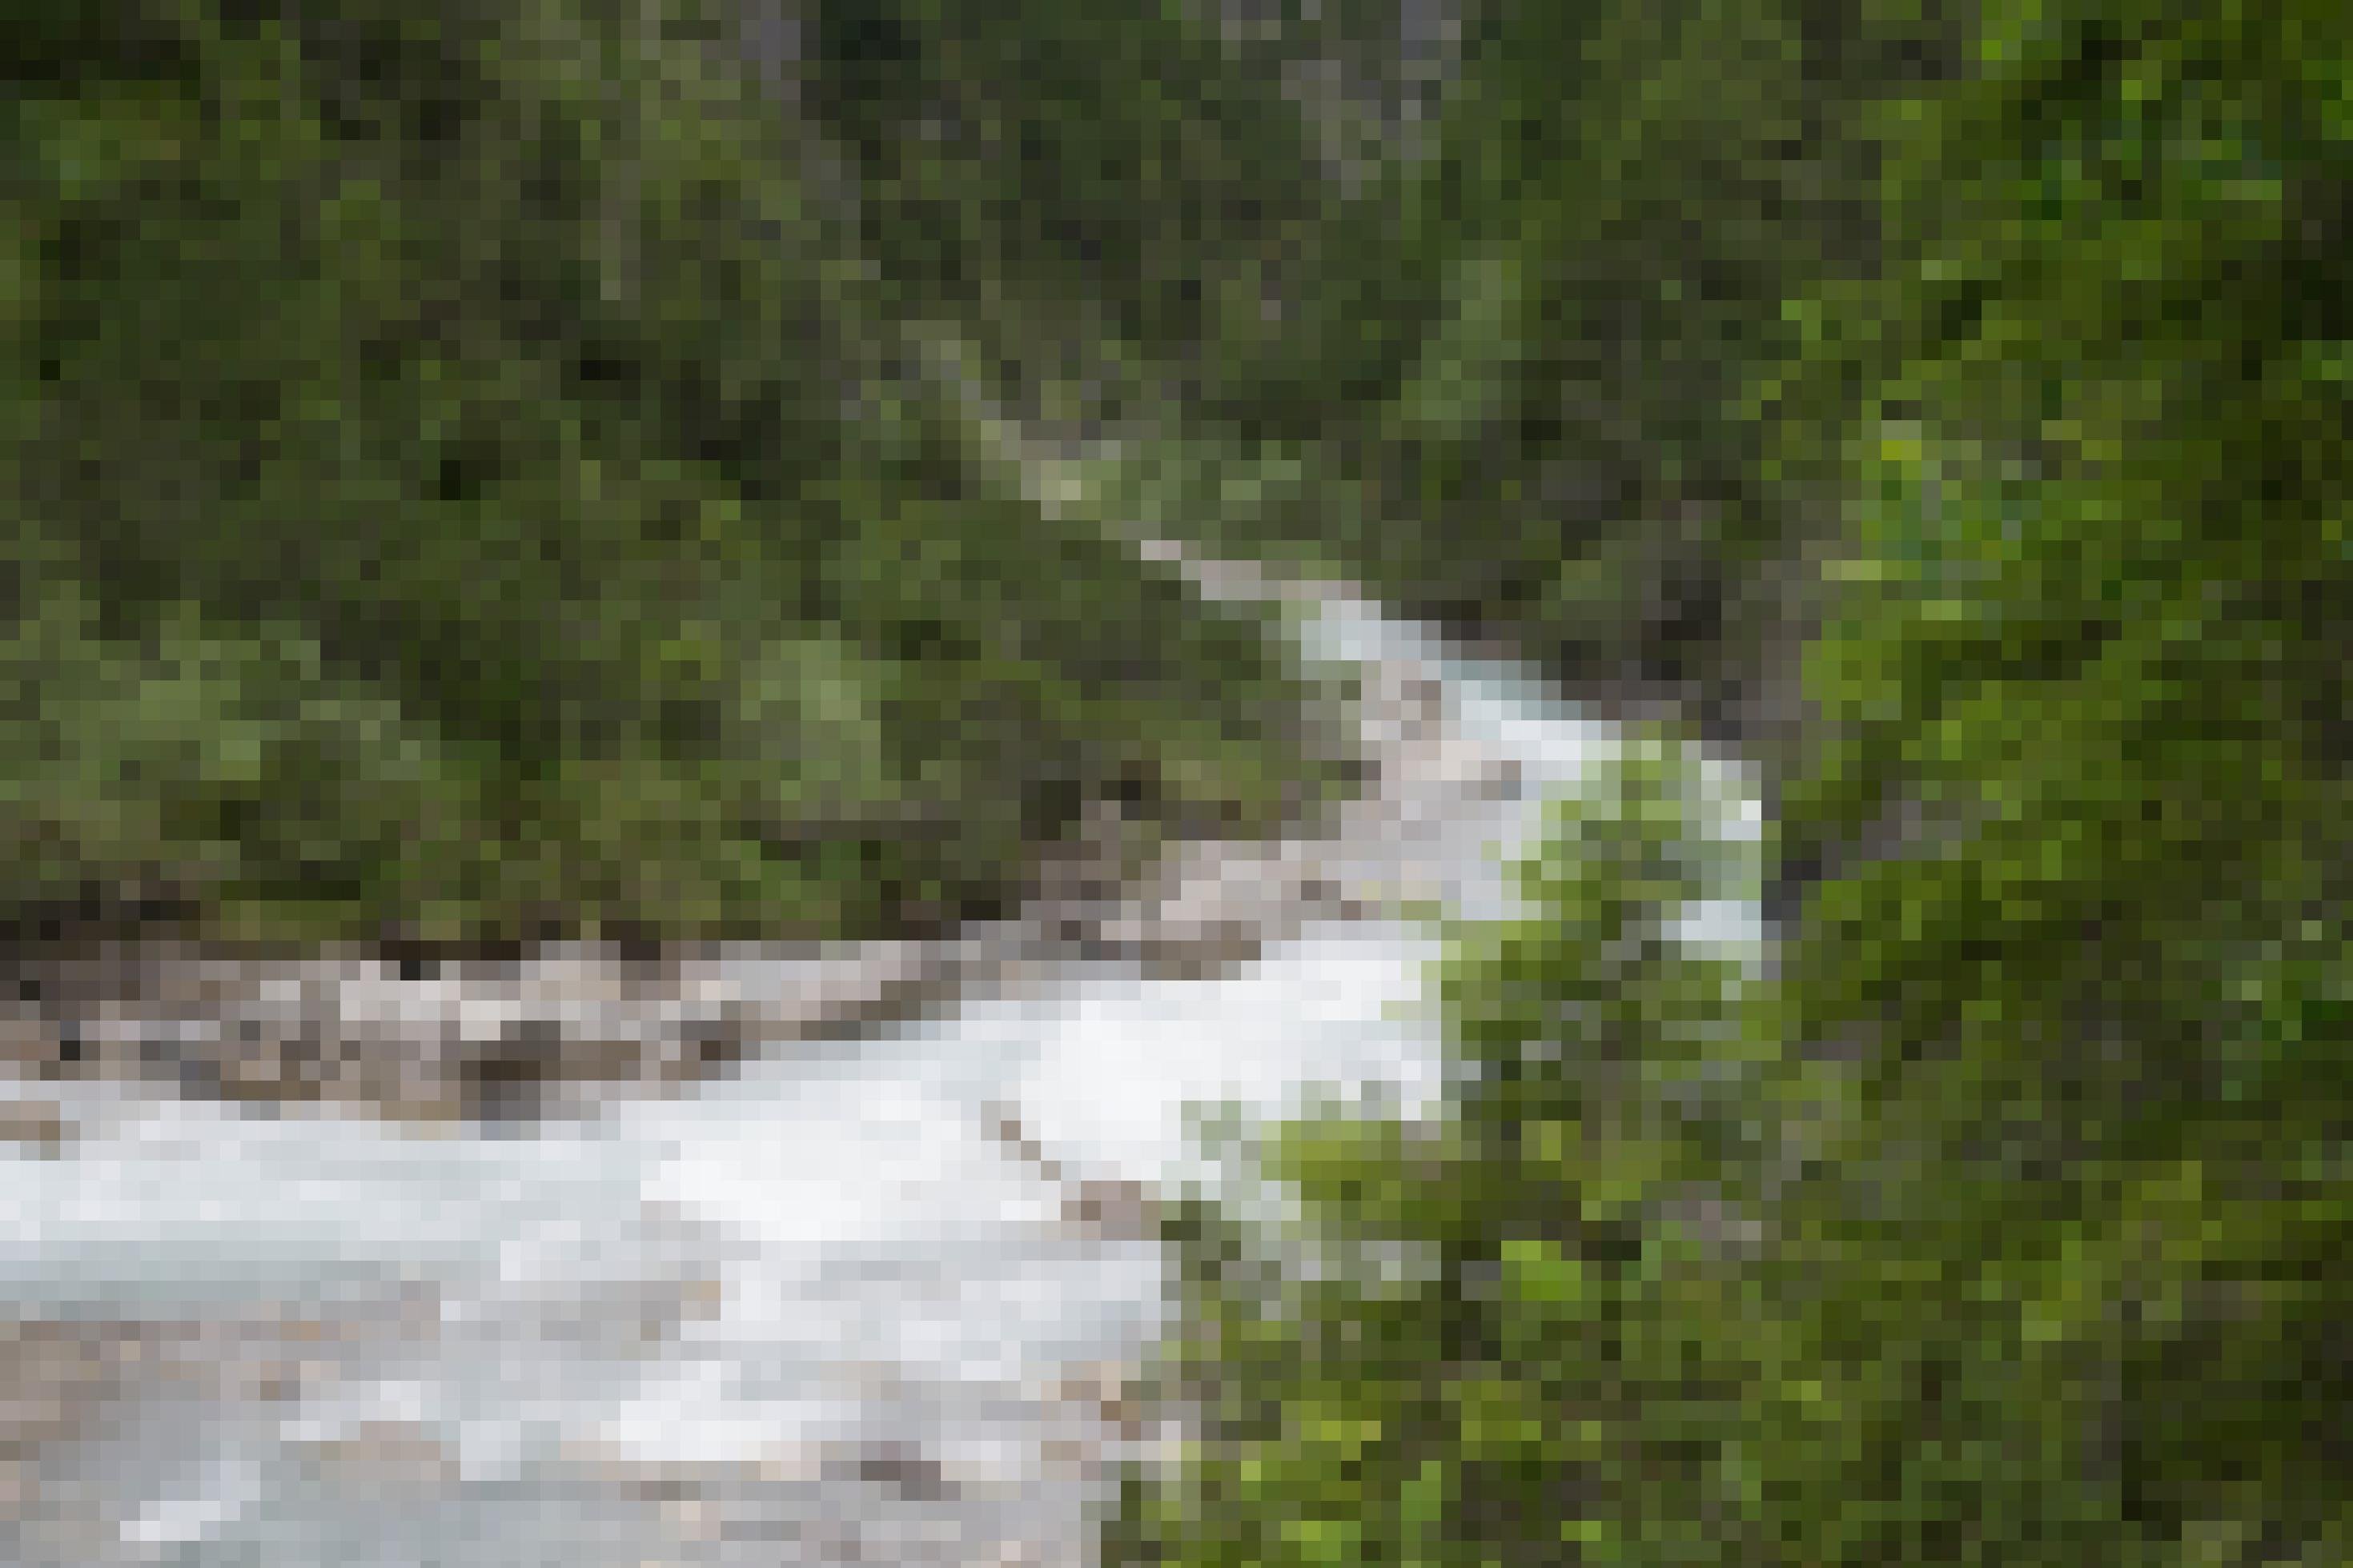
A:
9;0;2350;1561
2;0;1354;948
1106;2;2353;1565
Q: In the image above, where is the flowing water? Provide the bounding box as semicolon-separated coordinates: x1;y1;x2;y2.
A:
0;582;1758;1567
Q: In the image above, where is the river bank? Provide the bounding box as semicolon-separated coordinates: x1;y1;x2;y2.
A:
0;554;1638;1568
0;539;1536;1138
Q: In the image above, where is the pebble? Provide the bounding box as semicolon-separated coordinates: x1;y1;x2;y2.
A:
0;1095;66;1156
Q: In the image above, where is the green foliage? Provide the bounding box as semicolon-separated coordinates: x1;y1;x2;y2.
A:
1216;0;1901;712
1126;3;2351;1565
3;0;1343;947
1114;736;1769;1568
0;575;484;942
802;0;1331;430
1761;4;2353;1557
15;0;2348;1550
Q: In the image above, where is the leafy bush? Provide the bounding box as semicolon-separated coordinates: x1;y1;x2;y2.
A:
0;577;485;943
1114;735;1770;1568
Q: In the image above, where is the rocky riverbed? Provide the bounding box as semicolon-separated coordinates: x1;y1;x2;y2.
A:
0;543;1529;1140
0;553;1653;1568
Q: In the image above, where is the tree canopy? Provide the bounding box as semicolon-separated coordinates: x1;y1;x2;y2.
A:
1116;2;2353;1563
9;2;2347;1557
3;0;1353;948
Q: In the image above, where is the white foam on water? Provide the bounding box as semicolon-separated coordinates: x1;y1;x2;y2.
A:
2;591;1762;1566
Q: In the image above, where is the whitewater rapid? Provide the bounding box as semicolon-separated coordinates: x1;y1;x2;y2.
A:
0;583;1757;1567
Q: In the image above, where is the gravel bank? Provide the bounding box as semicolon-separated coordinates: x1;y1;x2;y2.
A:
0;540;1525;1131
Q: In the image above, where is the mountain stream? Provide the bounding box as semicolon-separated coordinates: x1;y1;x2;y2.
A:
0;564;1759;1567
